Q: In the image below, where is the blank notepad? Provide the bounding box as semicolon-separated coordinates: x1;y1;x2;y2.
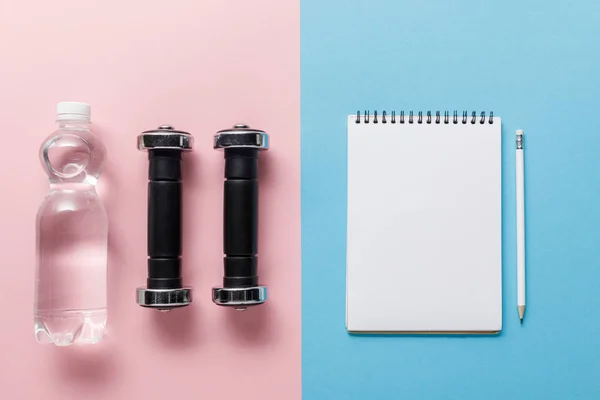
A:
346;111;502;333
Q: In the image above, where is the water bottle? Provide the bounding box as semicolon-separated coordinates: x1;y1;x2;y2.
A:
34;102;108;346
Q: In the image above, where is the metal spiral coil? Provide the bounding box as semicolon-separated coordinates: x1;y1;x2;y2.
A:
356;110;494;124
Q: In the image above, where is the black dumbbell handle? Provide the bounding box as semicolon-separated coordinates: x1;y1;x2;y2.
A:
147;149;182;290
223;147;259;288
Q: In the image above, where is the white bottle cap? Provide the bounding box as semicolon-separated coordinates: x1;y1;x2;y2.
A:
56;101;91;122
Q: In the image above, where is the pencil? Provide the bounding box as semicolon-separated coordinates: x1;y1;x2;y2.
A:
516;130;526;324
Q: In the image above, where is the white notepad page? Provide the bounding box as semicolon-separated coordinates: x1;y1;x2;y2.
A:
346;114;502;333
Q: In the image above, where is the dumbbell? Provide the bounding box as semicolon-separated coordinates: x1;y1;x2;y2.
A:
212;124;269;310
136;125;193;311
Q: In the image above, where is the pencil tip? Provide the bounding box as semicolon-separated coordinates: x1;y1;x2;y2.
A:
518;305;525;321
520;318;523;325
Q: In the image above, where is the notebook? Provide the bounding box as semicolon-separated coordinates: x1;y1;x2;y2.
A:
346;110;502;334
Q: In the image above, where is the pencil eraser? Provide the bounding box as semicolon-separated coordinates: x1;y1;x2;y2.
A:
516;129;524;136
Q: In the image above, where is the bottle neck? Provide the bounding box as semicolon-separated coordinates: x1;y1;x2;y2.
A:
57;119;90;129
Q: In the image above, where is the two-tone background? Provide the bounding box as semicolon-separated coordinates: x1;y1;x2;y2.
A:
1;0;599;399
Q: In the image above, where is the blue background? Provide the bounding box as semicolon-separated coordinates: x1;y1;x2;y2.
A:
301;0;600;398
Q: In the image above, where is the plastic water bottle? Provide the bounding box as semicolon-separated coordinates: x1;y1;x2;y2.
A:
34;102;108;346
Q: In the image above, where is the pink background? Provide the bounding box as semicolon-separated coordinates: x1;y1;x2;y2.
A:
0;1;300;399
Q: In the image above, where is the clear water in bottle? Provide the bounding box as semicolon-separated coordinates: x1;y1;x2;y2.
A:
35;102;108;346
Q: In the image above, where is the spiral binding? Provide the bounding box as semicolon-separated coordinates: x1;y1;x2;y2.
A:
355;110;494;124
